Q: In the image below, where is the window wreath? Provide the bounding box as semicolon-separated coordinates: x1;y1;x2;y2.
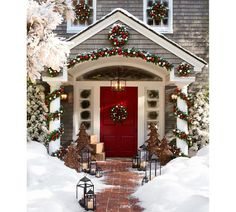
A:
108;24;129;47
110;105;128;123
73;2;91;22
149;1;168;23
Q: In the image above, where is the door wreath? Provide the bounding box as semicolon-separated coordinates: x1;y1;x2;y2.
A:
110;105;128;123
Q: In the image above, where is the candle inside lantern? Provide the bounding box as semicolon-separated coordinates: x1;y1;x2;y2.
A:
87;199;94;209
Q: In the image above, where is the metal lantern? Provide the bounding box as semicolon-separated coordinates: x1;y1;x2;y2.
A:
148;154;159;181
141;162;149;185
84;189;96;211
95;167;103;178
76;176;94;208
138;144;149;171
132;154;140;168
89;160;97;175
80;147;91;172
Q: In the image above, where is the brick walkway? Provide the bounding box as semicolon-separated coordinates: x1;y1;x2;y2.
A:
96;160;144;212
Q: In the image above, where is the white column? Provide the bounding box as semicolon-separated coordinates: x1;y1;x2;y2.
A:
176;85;189;155
48;82;61;154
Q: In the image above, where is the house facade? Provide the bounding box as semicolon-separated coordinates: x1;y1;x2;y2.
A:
44;0;208;157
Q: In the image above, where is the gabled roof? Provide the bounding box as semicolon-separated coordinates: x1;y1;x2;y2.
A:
67;8;207;71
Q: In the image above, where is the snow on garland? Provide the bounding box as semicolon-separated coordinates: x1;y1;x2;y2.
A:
68;47;173;70
108;24;129;47
110;105;128;123
46;106;64;123
45;88;64;106
46;124;64;143
149;1;168;23
73;1;91;22
173;129;192;146
176;62;193;77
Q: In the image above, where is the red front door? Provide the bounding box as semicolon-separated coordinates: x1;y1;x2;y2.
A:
100;87;138;157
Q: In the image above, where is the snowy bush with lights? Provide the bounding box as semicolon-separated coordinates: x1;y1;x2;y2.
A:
189;88;209;151
27;82;48;143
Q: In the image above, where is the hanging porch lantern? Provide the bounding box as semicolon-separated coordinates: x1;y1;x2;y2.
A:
141;162;149;185
76;176;94;208
95;167;103;178
138;144;149;171
110;78;126;92
89;160;97;175
132;154;141;168
80;147;91;172
84;189;96;211
110;67;126;92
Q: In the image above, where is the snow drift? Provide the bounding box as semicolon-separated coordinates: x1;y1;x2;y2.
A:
133;146;209;212
27;141;108;212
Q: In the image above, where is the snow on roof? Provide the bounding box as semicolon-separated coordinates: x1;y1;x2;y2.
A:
67;8;207;65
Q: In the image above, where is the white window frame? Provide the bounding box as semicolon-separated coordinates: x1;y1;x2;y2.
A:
67;0;97;33
143;0;173;33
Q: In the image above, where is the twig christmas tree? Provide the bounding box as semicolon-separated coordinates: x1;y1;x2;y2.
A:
145;123;161;158
64;145;80;171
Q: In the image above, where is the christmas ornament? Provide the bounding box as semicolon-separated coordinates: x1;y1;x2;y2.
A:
68;47;173;70
176;62;193;76
108;24;129;47
73;1;91;22
110;105;128;123
149;1;168;23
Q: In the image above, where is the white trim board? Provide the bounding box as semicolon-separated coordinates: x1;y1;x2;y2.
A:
67;8;206;72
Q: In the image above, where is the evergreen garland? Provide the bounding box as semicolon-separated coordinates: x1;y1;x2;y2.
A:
46;106;64;123
46;124;64;143
173;129;192;147
67;47;173;70
45;87;64;106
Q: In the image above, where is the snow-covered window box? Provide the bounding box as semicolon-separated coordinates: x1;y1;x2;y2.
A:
143;0;173;33
67;0;96;33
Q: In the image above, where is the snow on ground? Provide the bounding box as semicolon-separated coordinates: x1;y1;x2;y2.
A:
133;146;209;212
27;141;109;212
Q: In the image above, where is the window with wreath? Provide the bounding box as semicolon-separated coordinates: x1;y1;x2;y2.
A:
67;0;96;33
144;0;173;33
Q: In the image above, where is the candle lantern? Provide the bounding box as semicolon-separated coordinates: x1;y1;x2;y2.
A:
132;154;140;168
84;189;96;211
89;160;97;175
95;167;103;178
76;176;94;208
149;154;159;181
138;144;149;171
80;147;91;172
141;162;149;185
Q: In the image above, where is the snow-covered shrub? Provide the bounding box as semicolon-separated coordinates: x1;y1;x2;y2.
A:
189;87;209;151
27;82;48;143
27;0;74;82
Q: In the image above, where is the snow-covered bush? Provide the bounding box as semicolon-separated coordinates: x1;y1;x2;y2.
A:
189;87;209;151
27;0;74;82
27;82;48;143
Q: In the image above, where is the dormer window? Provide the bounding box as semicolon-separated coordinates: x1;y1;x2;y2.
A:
67;0;96;33
144;0;173;33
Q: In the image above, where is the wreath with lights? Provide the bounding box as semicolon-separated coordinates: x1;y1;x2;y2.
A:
149;1;168;22
108;24;129;47
110;105;128;123
73;1;91;22
176;63;193;76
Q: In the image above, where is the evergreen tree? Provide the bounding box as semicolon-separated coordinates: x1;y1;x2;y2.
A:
189;88;209;151
27;82;48;143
